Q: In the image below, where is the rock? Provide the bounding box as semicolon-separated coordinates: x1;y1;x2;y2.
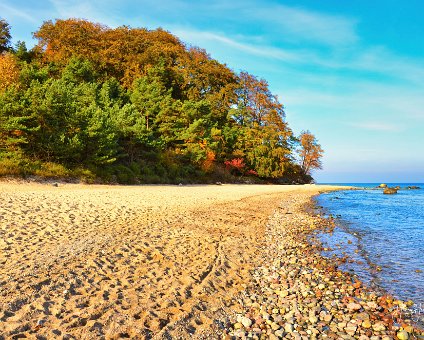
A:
397;330;409;339
347;302;361;311
284;323;294;333
362;319;371;329
240;317;252;328
379;183;388;188
271;322;280;330
274;329;284;337
233;322;243;330
372;322;386;331
383;187;398;194
345;323;357;336
323;314;333;322
309;315;318;324
233;329;246;337
407;185;420;189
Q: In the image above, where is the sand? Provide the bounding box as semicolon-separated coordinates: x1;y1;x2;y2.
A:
0;182;343;339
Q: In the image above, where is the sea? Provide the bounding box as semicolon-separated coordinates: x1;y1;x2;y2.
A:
315;183;424;322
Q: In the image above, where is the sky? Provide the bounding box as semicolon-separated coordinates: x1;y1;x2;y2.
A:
1;0;424;183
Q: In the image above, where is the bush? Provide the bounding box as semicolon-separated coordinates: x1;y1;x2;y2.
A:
35;162;69;178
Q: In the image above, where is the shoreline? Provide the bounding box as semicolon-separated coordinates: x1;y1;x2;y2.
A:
1;183;421;339
313;190;424;331
224;191;424;339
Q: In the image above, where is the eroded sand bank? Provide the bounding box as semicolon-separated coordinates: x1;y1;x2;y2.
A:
0;182;342;339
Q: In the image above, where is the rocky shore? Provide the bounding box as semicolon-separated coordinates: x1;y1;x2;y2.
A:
223;193;424;339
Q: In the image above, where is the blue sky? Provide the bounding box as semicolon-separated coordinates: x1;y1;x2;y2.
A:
2;0;424;182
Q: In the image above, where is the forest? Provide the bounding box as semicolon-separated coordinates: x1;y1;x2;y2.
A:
0;18;323;184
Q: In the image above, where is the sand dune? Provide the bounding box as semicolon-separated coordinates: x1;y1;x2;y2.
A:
0;182;339;339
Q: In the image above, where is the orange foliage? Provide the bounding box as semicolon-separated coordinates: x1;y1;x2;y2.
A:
298;130;324;175
33;19;189;88
201;150;216;172
0;53;20;92
32;19;239;94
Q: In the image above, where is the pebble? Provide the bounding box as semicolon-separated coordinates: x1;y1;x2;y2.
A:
347;302;362;311
240;316;252;328
274;329;284;337
270;322;280;331
224;195;424;339
397;330;409;340
284;323;294;333
372;322;386;332
362;319;372;329
309;315;318;324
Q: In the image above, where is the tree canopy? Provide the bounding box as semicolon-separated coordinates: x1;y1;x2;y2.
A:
0;19;12;53
0;18;323;183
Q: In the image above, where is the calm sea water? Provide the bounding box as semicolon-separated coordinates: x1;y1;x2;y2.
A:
315;184;424;309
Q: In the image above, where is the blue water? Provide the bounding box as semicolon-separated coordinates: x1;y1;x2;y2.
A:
315;183;424;309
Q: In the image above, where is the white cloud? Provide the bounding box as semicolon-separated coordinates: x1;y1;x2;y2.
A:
0;3;39;23
348;122;402;132
248;4;359;47
173;29;304;63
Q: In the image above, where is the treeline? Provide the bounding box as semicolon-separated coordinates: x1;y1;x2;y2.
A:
0;18;322;184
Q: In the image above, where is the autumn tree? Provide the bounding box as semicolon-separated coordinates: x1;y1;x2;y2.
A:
297;130;323;175
228;71;293;178
0;18;324;184
0;53;20;92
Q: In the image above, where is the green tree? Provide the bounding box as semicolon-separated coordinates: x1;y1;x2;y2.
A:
0;19;11;53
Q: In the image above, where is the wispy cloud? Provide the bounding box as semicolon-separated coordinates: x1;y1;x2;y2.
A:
48;0;121;27
173;29;305;63
247;4;359;47
174;26;424;88
348;122;402;132
0;3;39;23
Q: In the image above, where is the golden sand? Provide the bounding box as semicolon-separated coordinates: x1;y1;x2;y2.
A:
0;182;344;339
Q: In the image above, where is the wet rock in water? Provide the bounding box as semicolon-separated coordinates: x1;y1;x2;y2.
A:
407;186;420;190
379;183;388;188
383;187;398;194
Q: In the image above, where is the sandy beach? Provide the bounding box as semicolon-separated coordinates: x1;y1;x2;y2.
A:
0;182;421;339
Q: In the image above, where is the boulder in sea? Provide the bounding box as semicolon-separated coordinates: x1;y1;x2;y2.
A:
379;183;388;188
394;186;401;190
383;187;398;194
407;186;420;189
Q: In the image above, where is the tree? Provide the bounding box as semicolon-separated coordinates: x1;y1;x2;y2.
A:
0;19;11;53
226;71;293;178
297;130;323;175
0;53;20;92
